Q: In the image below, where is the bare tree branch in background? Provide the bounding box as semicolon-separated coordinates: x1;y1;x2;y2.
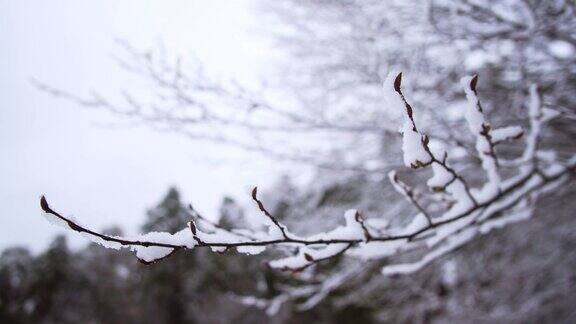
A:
33;38;398;174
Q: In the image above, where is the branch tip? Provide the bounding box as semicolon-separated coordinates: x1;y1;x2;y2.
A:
394;72;403;92
40;195;50;213
470;74;478;91
188;221;197;235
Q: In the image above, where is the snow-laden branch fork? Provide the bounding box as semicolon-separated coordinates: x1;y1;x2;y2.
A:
40;73;575;274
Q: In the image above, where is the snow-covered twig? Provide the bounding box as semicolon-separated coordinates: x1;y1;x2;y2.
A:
389;171;433;226
251;187;291;240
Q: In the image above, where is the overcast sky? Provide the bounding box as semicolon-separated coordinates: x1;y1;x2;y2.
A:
0;0;292;252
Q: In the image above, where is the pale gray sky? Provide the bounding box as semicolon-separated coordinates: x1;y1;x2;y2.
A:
0;0;290;252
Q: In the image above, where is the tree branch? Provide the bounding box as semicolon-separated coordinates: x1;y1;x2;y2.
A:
38;72;575;274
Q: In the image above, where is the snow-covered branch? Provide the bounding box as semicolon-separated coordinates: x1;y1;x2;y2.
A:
39;72;575;281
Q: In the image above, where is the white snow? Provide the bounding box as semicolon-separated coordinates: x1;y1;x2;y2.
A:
427;162;454;189
349;240;407;260
125;230;195;263
427;215;476;247
268;243;349;270
132;245;174;263
548;40;575;59
522;84;542;162
237;245;266;255
401;213;429;234
382;227;476;275
401;121;431;168
491;126;523;143
479;207;531;234
306;209;365;241
442;181;475;219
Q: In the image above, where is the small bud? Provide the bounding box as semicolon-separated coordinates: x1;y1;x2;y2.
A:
470;74;478;91
304;253;314;262
40;196;50;213
354;211;363;223
422;135;430;146
394;72;403;92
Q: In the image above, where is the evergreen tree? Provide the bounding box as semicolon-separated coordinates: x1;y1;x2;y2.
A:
142;187;190;234
138;187;193;323
0;247;35;323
